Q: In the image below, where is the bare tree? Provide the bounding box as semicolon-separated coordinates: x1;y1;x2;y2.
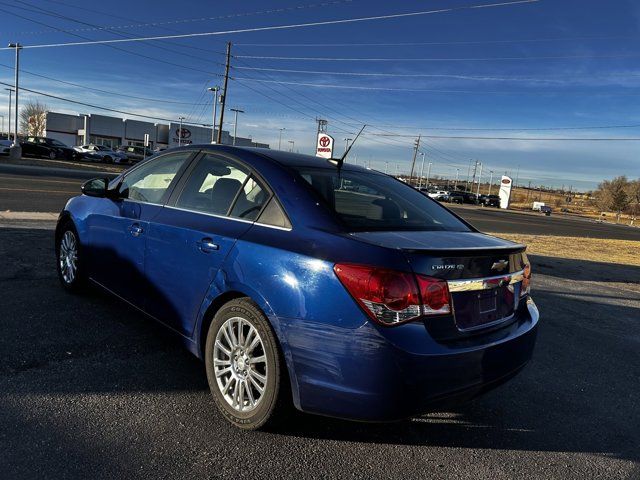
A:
19;99;48;136
627;179;640;224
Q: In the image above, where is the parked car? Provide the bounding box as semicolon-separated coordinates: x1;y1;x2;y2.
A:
447;191;464;204
74;144;128;164
540;205;552;216
428;190;449;201
461;191;479;204
55;145;538;430
479;194;500;207
0;139;11;156
117;145;155;163
21;136;82;160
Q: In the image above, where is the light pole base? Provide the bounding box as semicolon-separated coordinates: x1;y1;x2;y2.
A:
8;144;22;160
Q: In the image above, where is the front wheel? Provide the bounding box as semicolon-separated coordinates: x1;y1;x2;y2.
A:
48;150;57;160
205;298;291;430
55;221;87;292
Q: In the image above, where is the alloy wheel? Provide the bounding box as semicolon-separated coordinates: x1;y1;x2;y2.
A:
59;230;78;284
213;316;268;413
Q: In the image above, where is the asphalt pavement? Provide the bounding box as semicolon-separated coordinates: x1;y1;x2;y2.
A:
2;162;639;240
0;227;638;479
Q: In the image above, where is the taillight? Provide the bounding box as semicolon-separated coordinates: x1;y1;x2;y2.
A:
521;263;531;296
334;263;451;326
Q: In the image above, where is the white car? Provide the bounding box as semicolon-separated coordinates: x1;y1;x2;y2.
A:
428;190;450;201
74;144;128;164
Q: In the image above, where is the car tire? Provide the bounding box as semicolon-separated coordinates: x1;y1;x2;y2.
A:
103;155;112;164
205;297;292;430
55;220;88;293
48;151;57;160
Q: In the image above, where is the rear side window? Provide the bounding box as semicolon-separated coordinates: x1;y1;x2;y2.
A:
175;153;269;220
294;167;471;232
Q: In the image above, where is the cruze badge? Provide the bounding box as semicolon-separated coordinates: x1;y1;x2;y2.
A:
432;264;464;271
491;260;509;272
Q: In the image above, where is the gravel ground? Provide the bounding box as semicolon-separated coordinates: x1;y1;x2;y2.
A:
0;226;638;480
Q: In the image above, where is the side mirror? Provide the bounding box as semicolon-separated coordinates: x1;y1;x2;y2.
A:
81;177;110;197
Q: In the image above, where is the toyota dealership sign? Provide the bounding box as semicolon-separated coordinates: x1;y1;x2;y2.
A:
498;175;513;209
316;133;334;158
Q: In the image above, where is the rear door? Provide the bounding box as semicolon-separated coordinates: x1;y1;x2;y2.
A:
87;150;195;307
143;152;270;336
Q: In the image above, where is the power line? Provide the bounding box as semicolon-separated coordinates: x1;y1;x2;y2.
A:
234;35;637;47
0;62;210;106
5;0;356;36
0;0;540;50
0;80;211;126
226;76;640;95
234;53;640;62
232;66;640;81
369;133;640;141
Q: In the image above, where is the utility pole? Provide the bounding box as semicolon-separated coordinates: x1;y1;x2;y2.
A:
470;160;479;192
343;137;352;154
418;152;426;188
288;140;295;152
5;88;14;140
278;128;285;150
476;162;483;197
207;86;220;143
409;135;421;182
426;162;433;188
454;168;460;190
178;116;185;147
230;108;244;146
488;170;494;195
217;42;232;144
8;43;21;159
315;118;328;153
465;159;473;191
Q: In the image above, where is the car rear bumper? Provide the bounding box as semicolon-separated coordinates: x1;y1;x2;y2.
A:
283;297;539;421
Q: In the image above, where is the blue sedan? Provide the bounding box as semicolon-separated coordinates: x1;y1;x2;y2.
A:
55;145;538;430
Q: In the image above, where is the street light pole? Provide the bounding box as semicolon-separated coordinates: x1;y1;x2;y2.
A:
476;163;483;197
178;116;185;147
208;86;220;144
8;43;22;159
418;152;426;188
278;128;285;150
426;162;433;188
454;168;460;190
5;88;13;140
288;140;295;152
343;137;352;154
488;170;494;195
230;108;244;146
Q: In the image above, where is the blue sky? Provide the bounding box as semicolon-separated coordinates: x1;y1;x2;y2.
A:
1;0;639;190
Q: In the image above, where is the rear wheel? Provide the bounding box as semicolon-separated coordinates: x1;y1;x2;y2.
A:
205;298;291;430
48;150;56;160
55;221;87;292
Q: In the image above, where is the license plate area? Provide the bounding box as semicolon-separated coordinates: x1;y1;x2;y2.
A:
452;285;516;331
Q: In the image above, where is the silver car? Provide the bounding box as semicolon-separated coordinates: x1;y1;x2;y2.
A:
74;144;129;164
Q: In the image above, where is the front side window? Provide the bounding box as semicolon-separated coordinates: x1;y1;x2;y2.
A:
175;153;268;220
118;151;191;204
294;167;472;232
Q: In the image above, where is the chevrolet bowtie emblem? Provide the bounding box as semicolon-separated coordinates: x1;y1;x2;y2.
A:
491;259;509;272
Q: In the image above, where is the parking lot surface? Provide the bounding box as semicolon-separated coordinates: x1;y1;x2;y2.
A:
1;226;638;479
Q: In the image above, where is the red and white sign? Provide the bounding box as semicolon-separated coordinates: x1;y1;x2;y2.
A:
316;133;334;159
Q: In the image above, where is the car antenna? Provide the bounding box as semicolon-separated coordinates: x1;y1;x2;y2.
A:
329;124;366;170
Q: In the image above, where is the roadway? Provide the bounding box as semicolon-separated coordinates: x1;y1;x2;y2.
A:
1;162;639;241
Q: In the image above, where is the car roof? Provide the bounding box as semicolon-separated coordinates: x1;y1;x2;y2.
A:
187;145;381;173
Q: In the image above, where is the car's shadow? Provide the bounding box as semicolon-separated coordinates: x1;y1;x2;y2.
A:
0;227;638;466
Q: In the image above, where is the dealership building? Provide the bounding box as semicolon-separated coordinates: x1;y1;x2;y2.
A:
41;111;269;150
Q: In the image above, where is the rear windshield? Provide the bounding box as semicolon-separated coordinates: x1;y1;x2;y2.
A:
293;167;472;232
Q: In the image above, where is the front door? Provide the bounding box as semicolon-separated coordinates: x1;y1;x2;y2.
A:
87;150;195;308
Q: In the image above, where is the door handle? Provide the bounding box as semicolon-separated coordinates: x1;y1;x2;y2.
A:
197;237;219;253
129;223;144;237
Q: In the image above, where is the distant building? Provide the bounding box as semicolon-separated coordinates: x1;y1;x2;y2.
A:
41;111;269;149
